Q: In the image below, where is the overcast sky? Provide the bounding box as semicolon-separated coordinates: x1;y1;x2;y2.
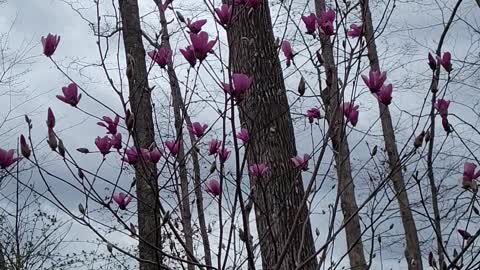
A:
0;0;479;269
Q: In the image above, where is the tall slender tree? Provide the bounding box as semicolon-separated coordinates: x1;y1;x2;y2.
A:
118;1;162;269
224;1;317;269
313;0;368;268
360;1;423;268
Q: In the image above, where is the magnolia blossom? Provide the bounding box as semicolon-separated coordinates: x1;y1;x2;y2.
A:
110;133;122;150
41;33;60;57
291;154;310;171
249;163;269;177
189;122;208;138
205;179;221;196
95;136;112;156
437;52;452;72
113;192;133;210
165;140;181;156
148;47;172;68
318;9;335;36
141;145;162;163
0;148;21;169
208;139;222;155
347;24;362;38
218;148;231;163
215;4;232;26
236;129;250;144
376;84;393;106
224;73;253;98
306;108;321;123
57;83;82;106
180;45;197;67
435;99;450;119
463;162;480;182
342;102;359;126
47;107;55;129
362;70;387;93
97;115;120;135
20;135;31;159
441;117;451;133
281;41;294;67
123;147;139;164
186;19;207;34
301;14;318;35
190;32;217;61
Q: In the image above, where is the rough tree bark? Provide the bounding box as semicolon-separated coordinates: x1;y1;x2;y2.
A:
360;1;423;269
153;0;212;267
0;244;5;270
313;1;368;269
118;0;162;269
224;1;317;269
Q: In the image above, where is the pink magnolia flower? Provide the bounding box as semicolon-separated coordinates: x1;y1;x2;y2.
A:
215;4;232;26
376;84;393;106
437;52;452;72
318;9;335;36
123;147;139;164
347;24;362;38
249;163;269;177
113;192;133;210
281;40;294;67
218;148;231;163
342;102;359;126
361;70;387;93
463;162;480;182
95;136;112;156
190;32;217;61
186;19;207;34
20;135;31;159
291;154;310;171
205;179;221;196
225;73;253;98
208;139;222;155
435;99;450;119
47;107;55;129
0;148;21;169
41;33;60;57
188;122;208;138
97;115;120;135
148;47;172;68
236;128;250;144
57;83;82;106
47;128;57;150
307;108;321;123
302;14;318;35
146;147;162;163
442;117;451;133
180;45;197;67
165;140;181;156
428;52;436;70
110;133;122;150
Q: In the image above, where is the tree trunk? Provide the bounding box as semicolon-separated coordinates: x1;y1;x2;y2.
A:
118;1;162;269
225;1;317;269
153;0;212;267
360;1;423;269
0;244;5;270
313;1;368;269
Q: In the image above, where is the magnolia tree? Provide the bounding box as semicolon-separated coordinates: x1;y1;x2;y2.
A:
1;0;479;269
